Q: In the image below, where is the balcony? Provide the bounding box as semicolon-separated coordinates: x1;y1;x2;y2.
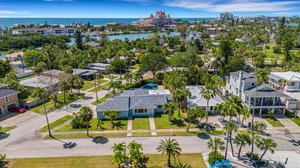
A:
250;101;284;107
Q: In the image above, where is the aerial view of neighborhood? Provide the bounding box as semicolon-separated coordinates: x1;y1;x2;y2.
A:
0;0;300;167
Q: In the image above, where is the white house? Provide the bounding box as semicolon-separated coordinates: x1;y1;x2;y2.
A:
226;71;298;115
269;71;300;92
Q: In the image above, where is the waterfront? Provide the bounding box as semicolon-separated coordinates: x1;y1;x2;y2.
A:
0;18;215;27
68;31;179;45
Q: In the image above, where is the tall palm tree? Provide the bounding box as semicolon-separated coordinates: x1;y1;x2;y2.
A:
32;87;52;137
200;86;216;129
234;133;251;159
156;138;182;168
186;107;201;132
164;102;176;121
112;142;126;168
198;108;207;125
80;106;93;136
173;87;191;117
127;140;145;168
207;137;225;163
223;121;238;156
257;138;277;160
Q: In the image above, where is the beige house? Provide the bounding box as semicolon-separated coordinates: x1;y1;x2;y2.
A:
0;85;20;115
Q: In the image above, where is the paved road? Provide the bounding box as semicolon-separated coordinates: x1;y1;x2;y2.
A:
0;90;107;149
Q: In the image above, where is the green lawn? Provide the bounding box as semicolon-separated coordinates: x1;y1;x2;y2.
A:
44;133;127;139
0;126;17;133
39;115;72;132
132;117;150;130
0;50;8;56
154;111;195;129
31;93;84;114
264;116;284;127
157;130;224;136
88;83;110;92
56;118;127;132
7;153;206;168
82;81;96;91
290;118;300;127
131;132;152;136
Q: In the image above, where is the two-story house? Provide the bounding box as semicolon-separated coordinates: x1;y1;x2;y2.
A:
0;85;20;115
269;71;300;92
96;89;172;119
226;71;297;115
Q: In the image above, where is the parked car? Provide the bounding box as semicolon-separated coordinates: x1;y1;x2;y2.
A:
10;107;26;113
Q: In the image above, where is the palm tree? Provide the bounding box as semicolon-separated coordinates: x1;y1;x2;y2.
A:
104;110;120;124
32;87;52;137
200;86;216;129
186;107;201;132
241;108;250;126
127;140;145;168
112;142;126;168
234;133;251;159
207;137;225;163
279;79;287;92
164;102;176;121
173;87;191;117
80;106;93;136
109;81;123;94
223;121;238;156
198;108;207;125
156;138;182;168
257;138;277;160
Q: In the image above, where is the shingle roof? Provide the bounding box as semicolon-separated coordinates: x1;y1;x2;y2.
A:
0;89;20;98
96;97;129;111
243;84;288;98
187;86;224;108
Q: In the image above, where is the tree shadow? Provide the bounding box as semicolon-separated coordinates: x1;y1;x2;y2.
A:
50;136;77;149
0;133;10;140
112;121;125;130
197;133;211;139
170;118;186;127
288;139;300;146
92;136;109;144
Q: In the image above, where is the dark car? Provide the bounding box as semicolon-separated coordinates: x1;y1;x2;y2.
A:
10;107;26;113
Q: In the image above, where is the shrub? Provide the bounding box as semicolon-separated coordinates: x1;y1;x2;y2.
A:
0;153;7;168
273;45;282;54
71;113;88;129
208;151;224;164
246;152;259;161
265;45;270;50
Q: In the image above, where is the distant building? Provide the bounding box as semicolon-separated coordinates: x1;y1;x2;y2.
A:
0;85;20;115
73;69;95;81
134;10;174;26
220;12;234;23
5;51;25;69
87;63;110;72
12;27;75;35
96;89;172;119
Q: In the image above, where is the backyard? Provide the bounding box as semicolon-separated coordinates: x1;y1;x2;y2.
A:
7;153;206;168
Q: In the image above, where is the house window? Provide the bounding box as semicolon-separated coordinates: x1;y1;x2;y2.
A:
135;109;147;113
252;83;255;86
157;105;163;109
5;96;9;103
290;82;296;86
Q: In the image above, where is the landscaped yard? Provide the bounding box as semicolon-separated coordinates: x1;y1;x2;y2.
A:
39;115;72;132
264;116;284;127
31;93;84;114
56;118;127;132
44;133;127;139
82;81;95;91
285;111;300;126
154;111;195;129
88;82;110;92
157;130;224;136
0;126;17;133
132;117;150;130
7;153;206;168
290;117;300;127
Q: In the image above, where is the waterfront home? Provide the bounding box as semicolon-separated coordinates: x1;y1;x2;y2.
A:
269;71;300;92
225;71;298;115
12;27;75;35
96;89;172;119
187;86;224;114
0;85;20;115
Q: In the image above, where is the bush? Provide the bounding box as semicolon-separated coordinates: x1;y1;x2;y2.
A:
285;111;297;118
71;113;88;129
246;152;259;161
265;46;270;50
208;151;224;164
273;45;282;54
0;153;7;168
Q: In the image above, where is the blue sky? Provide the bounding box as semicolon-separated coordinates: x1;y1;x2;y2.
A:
0;0;299;18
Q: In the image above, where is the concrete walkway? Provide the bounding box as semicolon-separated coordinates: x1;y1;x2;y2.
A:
127;116;133;136
149;116;157;136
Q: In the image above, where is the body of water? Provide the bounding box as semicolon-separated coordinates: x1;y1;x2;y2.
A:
0;18;216;27
68;31;179;45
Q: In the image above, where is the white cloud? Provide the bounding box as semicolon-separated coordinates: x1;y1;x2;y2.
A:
164;0;300;12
